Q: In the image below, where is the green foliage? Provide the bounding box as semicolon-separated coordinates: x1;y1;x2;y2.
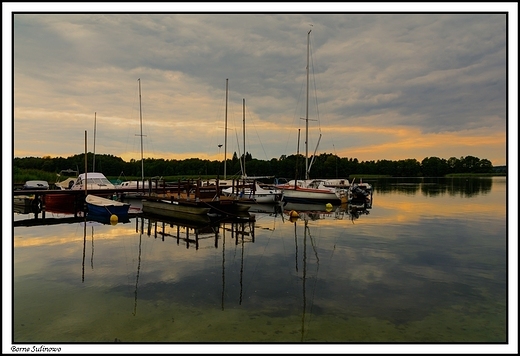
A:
12;153;501;184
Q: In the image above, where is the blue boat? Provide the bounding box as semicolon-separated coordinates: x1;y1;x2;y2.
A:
85;194;130;218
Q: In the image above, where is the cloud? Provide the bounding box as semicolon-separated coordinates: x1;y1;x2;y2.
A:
8;10;512;167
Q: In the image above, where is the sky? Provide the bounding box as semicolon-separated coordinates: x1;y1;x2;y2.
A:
4;3;517;170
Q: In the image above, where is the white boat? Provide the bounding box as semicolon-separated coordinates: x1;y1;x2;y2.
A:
117;179;158;197
23;180;49;190
222;181;282;204
71;172;115;190
280;30;349;205
280;184;346;204
220;98;282;203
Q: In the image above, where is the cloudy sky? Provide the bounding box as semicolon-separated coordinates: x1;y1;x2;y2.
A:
4;3;517;169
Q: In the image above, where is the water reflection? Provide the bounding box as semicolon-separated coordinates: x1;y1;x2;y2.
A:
123;214;257;316
374;177;493;197
11;177;508;343
282;201;371;223
291;217;319;341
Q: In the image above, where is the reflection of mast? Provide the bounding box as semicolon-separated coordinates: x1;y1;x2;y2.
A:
221;226;226;311
82;218;87;283
133;218;143;316
301;219;307;342
294;220;299;272
239;227;244;305
296;217;319;342
91;226;95;269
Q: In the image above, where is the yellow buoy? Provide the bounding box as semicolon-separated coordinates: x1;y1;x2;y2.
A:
289;210;299;218
110;214;118;225
325;203;333;210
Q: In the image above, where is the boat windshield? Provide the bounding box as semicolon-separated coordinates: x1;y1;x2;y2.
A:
77;177;112;186
87;177;112;186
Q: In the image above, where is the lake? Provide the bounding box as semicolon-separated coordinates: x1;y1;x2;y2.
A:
8;177;512;353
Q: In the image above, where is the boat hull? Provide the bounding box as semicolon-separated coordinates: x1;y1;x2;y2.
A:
44;194;78;214
142;199;211;218
281;187;343;204
85;194;130;218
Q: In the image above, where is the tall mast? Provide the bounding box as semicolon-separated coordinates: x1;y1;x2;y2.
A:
93;112;96;172
138;78;144;183
224;79;228;180
305;29;311;180
242;98;246;178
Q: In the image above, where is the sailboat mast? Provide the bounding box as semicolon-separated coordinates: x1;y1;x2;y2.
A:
243;98;246;178
93;112;96;172
138;78;144;183
305;29;311;180
224;79;228;180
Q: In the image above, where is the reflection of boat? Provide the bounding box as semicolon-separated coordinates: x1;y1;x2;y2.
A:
142;199;211;218
282;201;341;221
87;213;130;225
246;202;283;214
141;210;212;227
86;194;130;218
14;195;40;214
347;203;370;222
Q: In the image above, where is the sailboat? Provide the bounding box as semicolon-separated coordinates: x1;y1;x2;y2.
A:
221;98;282;203
279;30;349;205
117;78;157;197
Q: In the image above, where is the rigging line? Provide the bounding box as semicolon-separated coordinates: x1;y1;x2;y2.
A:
309;32;323;135
282;76;306;158
245;105;269;161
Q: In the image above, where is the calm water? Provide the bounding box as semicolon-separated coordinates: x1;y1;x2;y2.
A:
9;177;510;350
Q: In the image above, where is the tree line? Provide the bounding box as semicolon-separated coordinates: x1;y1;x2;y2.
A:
13;152;499;180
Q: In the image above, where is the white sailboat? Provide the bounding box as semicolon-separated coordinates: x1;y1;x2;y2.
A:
117;78;157;196
280;30;348;205
221;98;282;203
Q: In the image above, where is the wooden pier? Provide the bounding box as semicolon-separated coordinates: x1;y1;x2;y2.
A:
13;178;260;221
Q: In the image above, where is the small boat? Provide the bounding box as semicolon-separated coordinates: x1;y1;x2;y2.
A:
71;172;116;191
278;179;347;205
347;178;373;207
142;199;211;218
54;169;79;190
222;181;282;204
85;194;130;218
116;179;159;197
278;31;350;206
44;193;78;214
23;180;49;190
